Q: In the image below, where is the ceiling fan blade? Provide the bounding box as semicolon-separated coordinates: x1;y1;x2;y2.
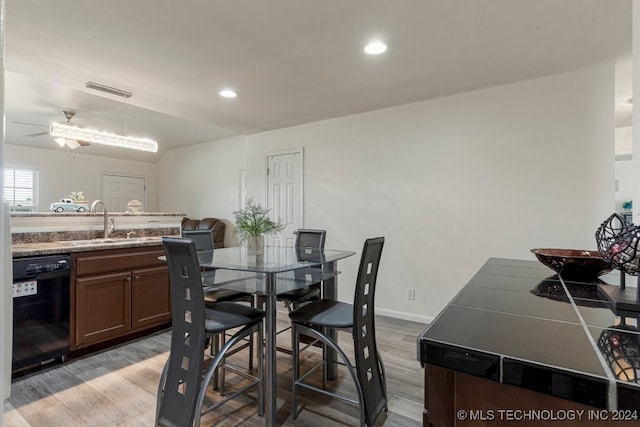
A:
77;140;90;146
24;131;50;138
13;121;48;127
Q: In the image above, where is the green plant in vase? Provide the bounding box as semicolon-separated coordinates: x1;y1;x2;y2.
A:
232;198;285;255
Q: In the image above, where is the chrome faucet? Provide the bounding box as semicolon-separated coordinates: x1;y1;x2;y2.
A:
90;200;114;238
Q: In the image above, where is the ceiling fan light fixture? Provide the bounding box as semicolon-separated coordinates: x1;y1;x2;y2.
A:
66;139;81;150
50;122;158;153
54;137;67;147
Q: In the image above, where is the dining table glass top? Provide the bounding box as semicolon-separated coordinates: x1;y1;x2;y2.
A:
196;245;356;273
197;245;356;296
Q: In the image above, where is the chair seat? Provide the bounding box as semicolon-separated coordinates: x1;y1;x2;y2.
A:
278;285;320;303
204;287;252;303
205;302;265;334
289;299;353;329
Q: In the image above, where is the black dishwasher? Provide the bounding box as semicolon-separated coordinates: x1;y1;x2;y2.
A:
12;254;71;376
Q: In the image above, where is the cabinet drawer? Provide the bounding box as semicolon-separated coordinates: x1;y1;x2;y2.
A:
76;247;165;276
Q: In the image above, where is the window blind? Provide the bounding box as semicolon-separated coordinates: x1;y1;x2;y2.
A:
4;168;37;211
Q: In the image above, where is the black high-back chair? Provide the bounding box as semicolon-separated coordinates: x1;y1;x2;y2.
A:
156;238;207;427
156;238;265;427
296;229;326;253
182;228;257;386
182;229;215;252
182;228;252;296
289;237;387;427
278;229;327;311
182;229;217;285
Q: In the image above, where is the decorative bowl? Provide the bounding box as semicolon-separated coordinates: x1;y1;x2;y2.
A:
530;248;613;281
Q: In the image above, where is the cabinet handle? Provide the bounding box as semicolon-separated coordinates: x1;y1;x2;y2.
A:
126;277;132;283
134;275;140;281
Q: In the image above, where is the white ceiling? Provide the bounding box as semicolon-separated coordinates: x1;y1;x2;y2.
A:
4;0;633;163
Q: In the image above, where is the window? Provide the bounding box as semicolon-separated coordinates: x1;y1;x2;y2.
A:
4;168;37;212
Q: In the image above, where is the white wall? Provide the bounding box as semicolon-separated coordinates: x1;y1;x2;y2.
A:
158;65;615;323
633;0;640;224
4;145;159;212
615;158;635;212
157;135;247;245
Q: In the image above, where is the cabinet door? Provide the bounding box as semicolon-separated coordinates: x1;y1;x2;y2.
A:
131;266;171;331
76;271;132;348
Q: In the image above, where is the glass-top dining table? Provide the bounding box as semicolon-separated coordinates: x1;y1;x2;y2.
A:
196;245;356;426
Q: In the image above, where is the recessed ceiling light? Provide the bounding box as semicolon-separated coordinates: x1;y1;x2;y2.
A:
364;41;387;55
219;89;238;98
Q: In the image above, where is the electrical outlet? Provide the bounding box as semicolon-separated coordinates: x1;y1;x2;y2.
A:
407;288;415;301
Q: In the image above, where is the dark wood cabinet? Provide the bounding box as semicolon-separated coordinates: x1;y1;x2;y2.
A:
72;246;171;349
75;271;132;347
131;266;171;331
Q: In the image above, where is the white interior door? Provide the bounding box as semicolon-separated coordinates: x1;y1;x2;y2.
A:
101;174;146;212
266;149;303;247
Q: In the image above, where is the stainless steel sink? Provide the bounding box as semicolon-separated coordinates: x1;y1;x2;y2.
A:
57;239;119;246
125;236;163;242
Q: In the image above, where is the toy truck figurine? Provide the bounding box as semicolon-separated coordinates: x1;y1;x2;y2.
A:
50;198;88;213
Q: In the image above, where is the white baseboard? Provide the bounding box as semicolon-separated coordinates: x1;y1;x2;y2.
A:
376;308;433;325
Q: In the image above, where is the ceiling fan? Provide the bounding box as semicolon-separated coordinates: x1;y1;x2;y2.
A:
15;110;90;149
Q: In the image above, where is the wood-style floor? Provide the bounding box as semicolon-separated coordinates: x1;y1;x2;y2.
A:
3;311;426;426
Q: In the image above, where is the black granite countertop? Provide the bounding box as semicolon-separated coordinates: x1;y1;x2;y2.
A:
418;257;640;410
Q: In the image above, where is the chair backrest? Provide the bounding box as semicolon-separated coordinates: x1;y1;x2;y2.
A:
294;229;326;265
295;229;326;251
352;237;386;426
182;229;214;252
157;238;206;427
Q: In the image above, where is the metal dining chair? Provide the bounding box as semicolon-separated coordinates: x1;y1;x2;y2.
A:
182;229;257;385
289;237;387;427
277;229;327;311
182;229;254;304
156;237;265;427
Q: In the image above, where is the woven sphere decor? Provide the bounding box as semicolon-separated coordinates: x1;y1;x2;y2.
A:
595;213;640;275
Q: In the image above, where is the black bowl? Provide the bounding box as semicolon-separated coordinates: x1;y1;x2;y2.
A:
531;248;613;281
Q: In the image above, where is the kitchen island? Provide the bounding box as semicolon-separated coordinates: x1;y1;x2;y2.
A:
418;258;640;426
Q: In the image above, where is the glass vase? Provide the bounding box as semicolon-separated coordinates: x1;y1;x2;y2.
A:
246;235;264;256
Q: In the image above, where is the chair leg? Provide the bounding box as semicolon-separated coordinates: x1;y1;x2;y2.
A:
257;323;264;416
212;333;220;391
248;331;254;370
321;326;327;390
155;357;170;425
291;324;367;426
248;296;256;370
194;322;264;425
291;323;300;420
220;331;227;396
377;349;388;411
